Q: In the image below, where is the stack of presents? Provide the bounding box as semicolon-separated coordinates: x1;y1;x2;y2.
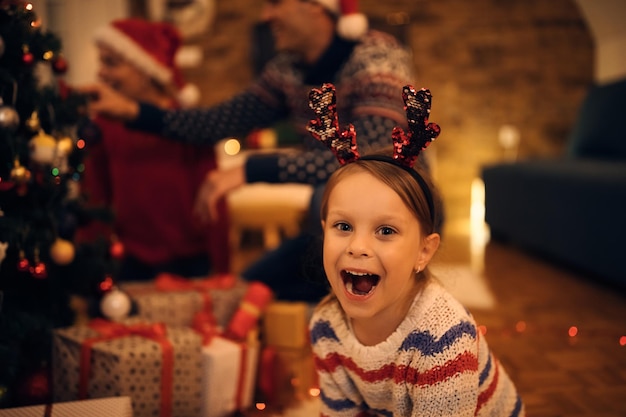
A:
0;274;318;417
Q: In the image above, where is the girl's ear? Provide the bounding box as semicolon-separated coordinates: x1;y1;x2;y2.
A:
320;220;326;232
414;233;440;271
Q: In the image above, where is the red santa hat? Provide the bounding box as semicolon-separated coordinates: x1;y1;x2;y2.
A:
314;0;368;40
93;18;200;107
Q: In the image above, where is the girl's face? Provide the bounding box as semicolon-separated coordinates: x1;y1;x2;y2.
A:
322;169;439;328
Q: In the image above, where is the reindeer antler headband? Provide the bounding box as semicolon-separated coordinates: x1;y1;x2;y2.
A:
307;83;441;223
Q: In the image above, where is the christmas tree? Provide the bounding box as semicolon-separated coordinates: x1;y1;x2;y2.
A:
0;1;116;407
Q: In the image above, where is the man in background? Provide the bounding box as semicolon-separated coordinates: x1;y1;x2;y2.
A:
82;0;418;301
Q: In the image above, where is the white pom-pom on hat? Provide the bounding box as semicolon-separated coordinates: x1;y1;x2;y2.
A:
177;83;201;108
314;0;368;40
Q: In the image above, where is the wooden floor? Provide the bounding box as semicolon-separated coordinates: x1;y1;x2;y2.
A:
441;224;626;417
237;216;626;416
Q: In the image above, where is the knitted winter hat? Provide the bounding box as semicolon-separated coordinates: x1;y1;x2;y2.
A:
314;0;368;40
93;18;200;107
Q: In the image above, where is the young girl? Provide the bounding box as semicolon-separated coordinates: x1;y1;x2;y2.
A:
307;84;524;416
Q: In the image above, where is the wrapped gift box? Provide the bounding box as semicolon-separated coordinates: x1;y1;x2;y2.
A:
121;275;248;328
0;397;133;417
52;319;202;417
201;334;259;417
262;301;313;348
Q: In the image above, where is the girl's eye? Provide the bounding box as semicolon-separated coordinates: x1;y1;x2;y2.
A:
333;222;352;232
377;226;396;236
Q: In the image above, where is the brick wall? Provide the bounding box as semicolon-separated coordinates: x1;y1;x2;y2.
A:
182;0;593;222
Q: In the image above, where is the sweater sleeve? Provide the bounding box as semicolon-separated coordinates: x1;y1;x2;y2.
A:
407;320;480;417
127;89;287;146
245;113;399;184
310;308;367;417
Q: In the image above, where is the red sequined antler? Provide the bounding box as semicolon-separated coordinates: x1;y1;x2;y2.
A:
306;83;359;165
391;86;441;168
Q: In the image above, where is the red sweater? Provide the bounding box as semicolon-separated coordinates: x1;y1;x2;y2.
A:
80;116;230;272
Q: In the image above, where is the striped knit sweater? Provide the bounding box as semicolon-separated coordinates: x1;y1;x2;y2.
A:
309;281;525;417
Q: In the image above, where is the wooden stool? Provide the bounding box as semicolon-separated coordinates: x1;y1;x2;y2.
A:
227;183;313;270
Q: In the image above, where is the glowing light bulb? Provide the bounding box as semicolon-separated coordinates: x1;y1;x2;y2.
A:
224;138;241;156
568;326;578;337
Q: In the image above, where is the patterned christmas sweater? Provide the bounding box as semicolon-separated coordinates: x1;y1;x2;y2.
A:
129;30;415;185
309;281;525;417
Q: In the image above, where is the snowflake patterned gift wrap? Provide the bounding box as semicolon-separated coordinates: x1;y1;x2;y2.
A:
121;273;248;328
0;397;133;417
52;318;202;417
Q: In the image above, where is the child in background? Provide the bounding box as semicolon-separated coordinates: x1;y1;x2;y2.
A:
80;18;230;280
307;84;524;416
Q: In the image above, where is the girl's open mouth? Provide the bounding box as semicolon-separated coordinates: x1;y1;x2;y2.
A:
341;270;380;296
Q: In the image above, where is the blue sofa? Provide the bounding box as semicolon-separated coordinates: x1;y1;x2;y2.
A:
482;78;626;291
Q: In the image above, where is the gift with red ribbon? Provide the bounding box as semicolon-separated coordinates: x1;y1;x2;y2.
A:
196;281;273;417
120;273;247;328
52;318;202;417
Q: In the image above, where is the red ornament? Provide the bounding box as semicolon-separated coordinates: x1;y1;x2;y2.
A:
17;257;30;272
99;275;114;293
30;261;47;279
109;240;124;259
17;368;51;405
52;56;68;74
22;51;34;66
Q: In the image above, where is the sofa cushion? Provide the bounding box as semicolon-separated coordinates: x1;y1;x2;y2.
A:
567;78;626;159
482;158;626;289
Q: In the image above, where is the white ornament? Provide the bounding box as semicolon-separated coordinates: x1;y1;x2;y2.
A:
100;288;132;322
0;241;8;266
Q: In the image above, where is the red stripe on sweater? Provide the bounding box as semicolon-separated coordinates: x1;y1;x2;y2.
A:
315;351;478;387
476;357;500;414
405;351;479;386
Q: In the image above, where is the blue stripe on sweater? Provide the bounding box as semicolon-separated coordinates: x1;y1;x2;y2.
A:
311;320;340;344
399;321;477;355
510;395;523;417
321;391;394;417
320;390;358;411
479;352;493;386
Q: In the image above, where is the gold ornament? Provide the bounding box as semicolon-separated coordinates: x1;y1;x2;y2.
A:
56;136;74;156
25;110;41;131
29;130;57;165
10;159;31;183
49;238;75;265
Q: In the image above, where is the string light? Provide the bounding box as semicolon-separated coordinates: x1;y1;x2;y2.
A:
223;138;241;156
475;320;625;347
